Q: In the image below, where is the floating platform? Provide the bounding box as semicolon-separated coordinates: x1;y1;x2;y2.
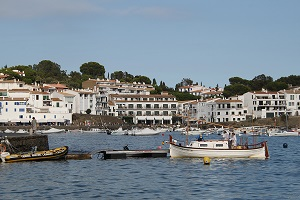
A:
66;153;92;160
100;149;169;159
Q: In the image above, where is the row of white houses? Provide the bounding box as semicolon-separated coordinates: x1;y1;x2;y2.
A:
0;78;299;125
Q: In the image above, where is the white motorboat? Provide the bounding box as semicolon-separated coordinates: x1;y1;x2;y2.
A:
128;128;160;136
181;128;207;135
41;128;66;134
110;127;128;135
268;130;299;137
168;135;269;159
3;129;15;134
83;128;109;134
15;129;29;134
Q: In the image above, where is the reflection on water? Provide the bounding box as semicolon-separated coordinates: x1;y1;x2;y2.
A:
0;132;299;199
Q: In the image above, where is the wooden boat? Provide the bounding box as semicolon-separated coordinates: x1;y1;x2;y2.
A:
1;146;68;163
168;135;269;159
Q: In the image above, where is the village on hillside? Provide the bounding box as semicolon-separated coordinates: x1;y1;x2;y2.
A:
0;74;299;131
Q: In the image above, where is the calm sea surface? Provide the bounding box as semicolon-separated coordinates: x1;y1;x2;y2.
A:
0;131;299;200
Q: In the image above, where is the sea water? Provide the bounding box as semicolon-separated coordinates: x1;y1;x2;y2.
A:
0;131;299;200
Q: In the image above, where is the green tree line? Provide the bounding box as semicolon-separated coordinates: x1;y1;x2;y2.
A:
1;60;299;100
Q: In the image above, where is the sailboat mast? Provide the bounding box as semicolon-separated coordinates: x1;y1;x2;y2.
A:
185;103;189;146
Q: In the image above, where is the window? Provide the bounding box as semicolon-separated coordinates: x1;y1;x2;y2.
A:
200;144;208;147
19;108;25;112
19;115;24;119
137;104;142;108
36;95;39;100
137;111;142;116
216;144;223;147
290;95;294;100
146;104;151;108
163;111;168;116
154;104;159;108
163;104;168;108
128;104;133;108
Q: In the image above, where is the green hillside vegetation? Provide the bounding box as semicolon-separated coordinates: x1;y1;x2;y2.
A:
1;60;300;100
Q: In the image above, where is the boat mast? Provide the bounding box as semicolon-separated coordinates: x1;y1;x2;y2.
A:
185;103;189;146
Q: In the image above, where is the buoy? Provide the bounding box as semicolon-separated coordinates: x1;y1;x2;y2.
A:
203;156;211;165
283;143;288;148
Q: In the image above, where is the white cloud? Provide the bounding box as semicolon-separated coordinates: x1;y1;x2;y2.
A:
0;0;103;19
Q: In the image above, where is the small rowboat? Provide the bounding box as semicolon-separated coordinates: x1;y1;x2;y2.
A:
1;146;68;163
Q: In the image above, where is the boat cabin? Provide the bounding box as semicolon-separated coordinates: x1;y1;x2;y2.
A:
188;140;229;149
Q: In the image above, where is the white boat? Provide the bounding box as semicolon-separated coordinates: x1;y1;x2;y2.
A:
41;128;66;134
83;128;109;134
110;127;128;135
3;129;15;134
128;128;160;136
181;128;207;135
15;129;29;134
168;135;269;159
268;130;299;137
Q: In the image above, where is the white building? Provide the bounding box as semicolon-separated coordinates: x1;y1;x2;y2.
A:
241;91;287;118
109;92;178;125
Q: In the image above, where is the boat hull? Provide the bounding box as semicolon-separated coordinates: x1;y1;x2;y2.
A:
169;143;268;159
2;146;68;163
268;131;299;137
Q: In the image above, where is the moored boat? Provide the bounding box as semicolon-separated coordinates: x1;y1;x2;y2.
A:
128;128;160;136
41;127;66;134
168;135;269;159
1;146;68;163
268;130;299;137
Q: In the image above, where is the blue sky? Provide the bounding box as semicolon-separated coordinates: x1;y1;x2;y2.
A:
1;0;299;88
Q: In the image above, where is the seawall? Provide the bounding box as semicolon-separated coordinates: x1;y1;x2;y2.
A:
3;135;49;153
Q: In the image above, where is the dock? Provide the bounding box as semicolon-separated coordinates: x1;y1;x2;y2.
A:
100;149;169;159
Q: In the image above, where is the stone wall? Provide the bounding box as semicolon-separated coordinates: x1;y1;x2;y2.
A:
5;135;49;153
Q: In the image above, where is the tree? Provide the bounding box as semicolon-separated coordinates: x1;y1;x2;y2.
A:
181;78;193;86
223;84;251;98
86;109;91;114
0;68;21;80
265;81;289;91
67;71;83;89
276;75;300;86
11;65;37;84
250;74;273;91
80;62;105;78
33;60;67;83
152;78;157;86
133;75;151;84
229;77;250;86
